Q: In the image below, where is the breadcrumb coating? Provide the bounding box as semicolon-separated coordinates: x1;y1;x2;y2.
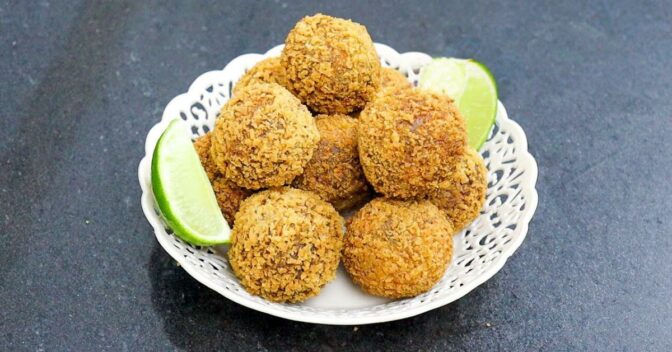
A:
211;178;252;226
232;57;287;96
293;114;370;211
358;89;467;198
228;188;344;303
380;67;412;93
429;147;488;232
348;68;411;119
210;83;319;190
193;133;219;180
281;14;381;114
343;198;454;299
193;134;251;224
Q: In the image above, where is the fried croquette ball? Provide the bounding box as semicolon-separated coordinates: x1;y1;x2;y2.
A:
293;114;370;211
210;83;319;190
343;198;454;299
281;14;381;114
193;134;251;224
429;147;488;232
358;89;468;198
232;57;287;96
228;188;344;303
380;67;412;93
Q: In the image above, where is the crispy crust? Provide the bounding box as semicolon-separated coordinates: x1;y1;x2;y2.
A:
380;67;412;93
293;114;370;211
193;133;219;180
210;83;319;190
232;57;287;96
228;187;344;303
211;178;252;226
429;147;488;232
281;14;381;114
358;89;467;198
343;198;454;299
193;134;252;224
348;69;411;119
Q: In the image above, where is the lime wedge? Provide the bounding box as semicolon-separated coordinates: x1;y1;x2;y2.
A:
419;58;498;150
151;119;231;245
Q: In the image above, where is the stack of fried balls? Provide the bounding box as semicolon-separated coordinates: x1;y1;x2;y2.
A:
193;14;488;303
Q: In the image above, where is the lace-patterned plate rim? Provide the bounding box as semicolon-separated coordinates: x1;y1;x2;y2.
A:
138;43;539;325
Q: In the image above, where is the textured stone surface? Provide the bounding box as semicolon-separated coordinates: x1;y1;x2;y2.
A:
1;0;671;350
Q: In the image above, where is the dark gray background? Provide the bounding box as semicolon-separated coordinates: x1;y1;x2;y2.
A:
1;0;671;350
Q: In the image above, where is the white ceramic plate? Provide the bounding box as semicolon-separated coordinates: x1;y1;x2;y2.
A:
138;44;538;325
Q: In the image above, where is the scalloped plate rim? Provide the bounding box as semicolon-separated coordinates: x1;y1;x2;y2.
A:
138;43;539;325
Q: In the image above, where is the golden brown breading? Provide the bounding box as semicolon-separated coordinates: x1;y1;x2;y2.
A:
358;89;468;198
348;69;410;119
193;133;219;180
211;178;252;227
210;83;319;190
380;67;412;93
193;133;251;224
232;57;287;96
343;198;454;299
228;187;344;303
281;14;381;114
429;147;488;232
293;114;370;211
